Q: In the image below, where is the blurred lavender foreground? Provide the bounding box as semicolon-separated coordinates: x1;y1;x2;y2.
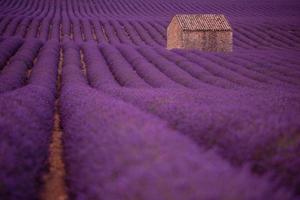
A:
0;0;300;199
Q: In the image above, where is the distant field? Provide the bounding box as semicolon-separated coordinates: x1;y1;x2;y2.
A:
0;0;300;199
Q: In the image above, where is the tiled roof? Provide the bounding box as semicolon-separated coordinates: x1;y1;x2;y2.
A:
175;14;232;31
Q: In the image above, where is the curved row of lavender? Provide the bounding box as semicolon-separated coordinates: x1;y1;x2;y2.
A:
0;0;299;199
0;41;59;199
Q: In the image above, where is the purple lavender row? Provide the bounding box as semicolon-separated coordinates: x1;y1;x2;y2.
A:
0;41;58;199
130;21;158;46
0;38;23;70
198;52;285;87
81;42;119;88
0;39;42;93
90;19;107;43
155;47;238;89
140;21;165;45
149;21;166;38
81;19;94;42
60;53;293;200
232;52;300;86
120;20;146;45
109;20;132;45
61;17;71;38
0;16;14;34
25;18;41;39
101;20;121;45
213;53;300;87
1;17;22;37
70;19;83;43
61;42;88;88
14;18;34;38
137;46;210;89
241;50;300;72
174;49;267;89
239;26;290;49
99;43;151;88
116;44;181;88
29;41;60;94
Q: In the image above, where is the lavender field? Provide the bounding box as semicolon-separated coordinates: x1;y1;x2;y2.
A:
0;0;300;199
